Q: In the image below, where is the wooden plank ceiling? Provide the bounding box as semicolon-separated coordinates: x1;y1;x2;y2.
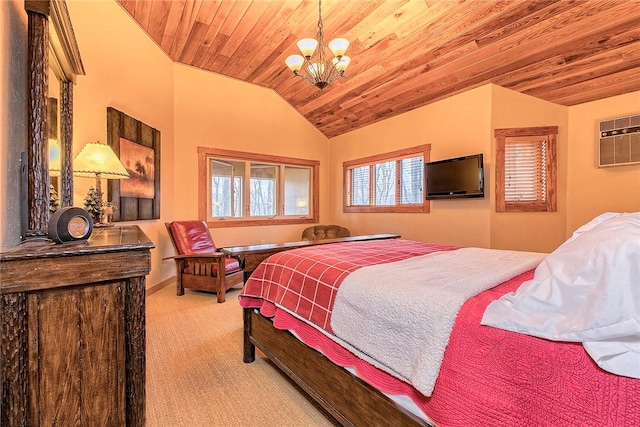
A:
116;0;640;138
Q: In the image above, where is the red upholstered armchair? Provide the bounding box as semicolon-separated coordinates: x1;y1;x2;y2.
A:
165;221;244;303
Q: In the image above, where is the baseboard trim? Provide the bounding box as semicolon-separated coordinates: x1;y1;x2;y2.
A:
146;276;174;297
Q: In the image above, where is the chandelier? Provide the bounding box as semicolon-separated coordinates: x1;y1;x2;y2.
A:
285;0;351;89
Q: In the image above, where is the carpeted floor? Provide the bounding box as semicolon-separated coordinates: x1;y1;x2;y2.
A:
146;284;337;427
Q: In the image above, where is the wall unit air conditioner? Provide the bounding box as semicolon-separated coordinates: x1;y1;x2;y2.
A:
598;113;640;167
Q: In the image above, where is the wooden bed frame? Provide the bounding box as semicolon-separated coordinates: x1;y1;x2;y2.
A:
243;308;432;427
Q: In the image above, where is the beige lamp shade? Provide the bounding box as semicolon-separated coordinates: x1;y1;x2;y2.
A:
73;142;130;179
49;139;61;176
333;55;351;72
328;38;349;57
297;38;318;58
308;62;325;76
285;54;305;72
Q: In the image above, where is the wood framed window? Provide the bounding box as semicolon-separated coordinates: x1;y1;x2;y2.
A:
343;144;430;213
495;126;557;213
198;147;319;227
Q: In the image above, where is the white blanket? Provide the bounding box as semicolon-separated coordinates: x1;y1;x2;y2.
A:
330;247;545;396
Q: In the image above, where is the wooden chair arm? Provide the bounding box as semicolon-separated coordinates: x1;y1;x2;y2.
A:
172;252;226;261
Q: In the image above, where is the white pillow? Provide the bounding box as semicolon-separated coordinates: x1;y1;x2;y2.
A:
481;212;640;379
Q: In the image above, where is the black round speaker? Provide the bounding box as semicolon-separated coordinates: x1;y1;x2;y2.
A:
48;207;93;244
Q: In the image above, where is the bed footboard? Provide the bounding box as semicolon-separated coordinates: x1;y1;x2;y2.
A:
242;308;430;426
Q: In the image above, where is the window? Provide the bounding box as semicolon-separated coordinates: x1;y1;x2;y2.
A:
495;126;557;212
344;144;430;213
198;147;319;227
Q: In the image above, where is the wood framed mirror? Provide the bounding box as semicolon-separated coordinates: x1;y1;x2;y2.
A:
23;0;84;238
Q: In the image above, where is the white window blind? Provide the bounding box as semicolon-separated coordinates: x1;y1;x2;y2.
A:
400;156;424;204
504;139;546;202
347;165;370;206
343;144;430;213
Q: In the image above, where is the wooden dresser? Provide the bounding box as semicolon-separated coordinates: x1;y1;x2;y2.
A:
0;226;153;427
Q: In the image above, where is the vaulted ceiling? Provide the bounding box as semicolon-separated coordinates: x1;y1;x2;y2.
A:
115;0;640;138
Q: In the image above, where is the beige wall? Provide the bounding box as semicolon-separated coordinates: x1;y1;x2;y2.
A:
0;0;327;287
69;0;329;286
489;85;569;253
3;0;639;286
566;91;640;234
0;0;27;249
172;64;330;249
329;85;493;248
329;84;576;254
66;0;176;287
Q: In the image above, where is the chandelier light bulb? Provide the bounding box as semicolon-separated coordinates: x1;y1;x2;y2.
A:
328;38;349;57
308;63;325;77
285;55;304;72
333;55;351;72
297;38;318;58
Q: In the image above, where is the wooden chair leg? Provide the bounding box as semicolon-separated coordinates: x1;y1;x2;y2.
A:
216;276;226;303
176;263;185;296
215;258;227;303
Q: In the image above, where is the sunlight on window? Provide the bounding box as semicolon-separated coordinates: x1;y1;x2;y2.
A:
350;165;370;206
401;157;423;204
375;161;396;206
200;148;318;225
505;140;547;202
211;160;243;218
344;144;429;213
495;126;557;213
284;166;310;215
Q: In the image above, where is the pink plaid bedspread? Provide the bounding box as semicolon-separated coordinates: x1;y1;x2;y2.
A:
239;239;454;332
239;240;640;426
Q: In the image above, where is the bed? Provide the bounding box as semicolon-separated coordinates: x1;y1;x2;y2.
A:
239;213;640;426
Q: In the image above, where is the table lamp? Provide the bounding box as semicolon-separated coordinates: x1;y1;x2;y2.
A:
73;141;129;224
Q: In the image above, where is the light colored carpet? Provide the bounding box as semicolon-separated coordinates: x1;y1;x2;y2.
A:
146;284;336;427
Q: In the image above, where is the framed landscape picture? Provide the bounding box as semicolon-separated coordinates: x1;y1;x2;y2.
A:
119;137;155;199
106;107;160;221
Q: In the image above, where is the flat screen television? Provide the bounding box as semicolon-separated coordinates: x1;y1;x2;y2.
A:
425;153;484;199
